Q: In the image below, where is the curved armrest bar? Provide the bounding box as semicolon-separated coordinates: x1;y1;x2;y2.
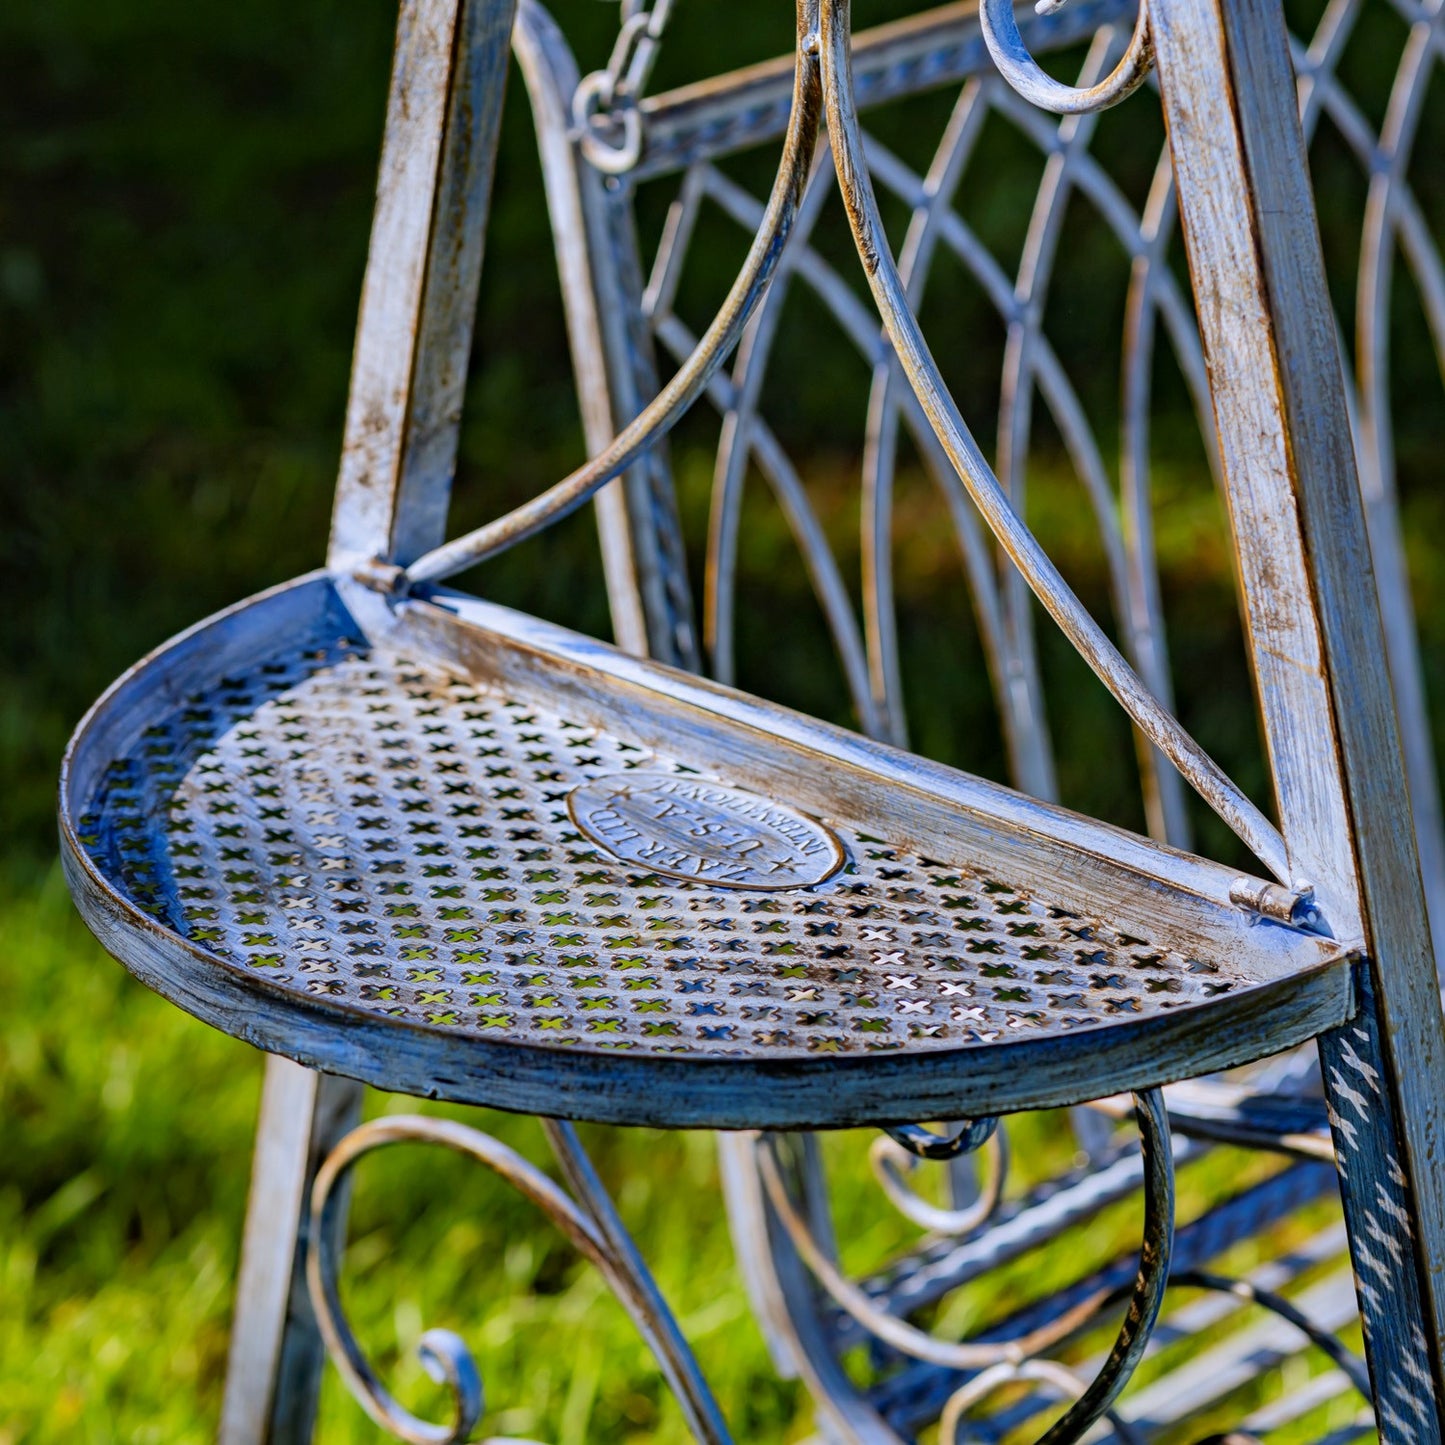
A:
818;0;1291;886
402;0;824;590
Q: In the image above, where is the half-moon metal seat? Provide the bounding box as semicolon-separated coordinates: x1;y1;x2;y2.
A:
60;571;1349;1130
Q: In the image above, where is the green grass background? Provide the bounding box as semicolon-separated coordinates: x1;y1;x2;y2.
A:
2;0;1443;1439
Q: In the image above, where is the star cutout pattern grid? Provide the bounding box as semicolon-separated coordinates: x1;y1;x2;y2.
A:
77;631;1246;1060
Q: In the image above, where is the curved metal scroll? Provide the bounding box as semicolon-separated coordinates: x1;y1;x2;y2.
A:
402;0;824;587
817;0;1289;884
869;1121;1009;1236
978;0;1154;114
759;1092;1174;1441
884;1115;999;1160
938;1358;1144;1445
305;1115;729;1444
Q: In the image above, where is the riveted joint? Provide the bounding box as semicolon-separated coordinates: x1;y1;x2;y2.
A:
1229;877;1324;933
353;558;409;597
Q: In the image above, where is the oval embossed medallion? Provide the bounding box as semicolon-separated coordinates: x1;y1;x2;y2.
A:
568;772;845;890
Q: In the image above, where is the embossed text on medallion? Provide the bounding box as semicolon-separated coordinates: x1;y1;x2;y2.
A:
568;772;844;890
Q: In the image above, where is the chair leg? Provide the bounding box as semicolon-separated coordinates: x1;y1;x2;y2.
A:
1320;970;1445;1442
219;1057;364;1445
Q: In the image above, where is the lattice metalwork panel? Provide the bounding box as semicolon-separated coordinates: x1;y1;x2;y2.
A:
593;0;1445;902
75;638;1248;1062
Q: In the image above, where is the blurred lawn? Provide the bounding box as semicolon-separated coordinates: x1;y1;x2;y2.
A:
1;0;1442;1440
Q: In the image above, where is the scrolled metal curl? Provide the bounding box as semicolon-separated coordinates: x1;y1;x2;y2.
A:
760;1090;1173;1443
870;1121;1009;1236
884;1115;999;1160
305;1115;729;1445
938;1357;1144;1445
979;0;1154;115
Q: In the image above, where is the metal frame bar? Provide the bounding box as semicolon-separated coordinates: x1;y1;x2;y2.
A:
328;0;517;572
1151;0;1445;1421
219;1060;363;1445
515;0;699;666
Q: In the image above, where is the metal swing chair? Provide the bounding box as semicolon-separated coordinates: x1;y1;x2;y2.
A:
57;0;1445;1436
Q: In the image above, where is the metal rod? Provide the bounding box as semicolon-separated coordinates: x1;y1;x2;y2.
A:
401;0;825;589
817;0;1292;884
305;1115;733;1444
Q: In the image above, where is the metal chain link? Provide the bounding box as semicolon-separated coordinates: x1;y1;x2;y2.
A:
573;0;676;174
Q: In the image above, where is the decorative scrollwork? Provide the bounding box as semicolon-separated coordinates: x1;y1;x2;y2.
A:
760;1091;1174;1442
938;1357;1145;1445
979;0;1154;115
883;1115;999;1160
870;1121;1008;1236
305;1115;730;1444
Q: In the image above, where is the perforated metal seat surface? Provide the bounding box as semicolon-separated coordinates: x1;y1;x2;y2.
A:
60;574;1351;1131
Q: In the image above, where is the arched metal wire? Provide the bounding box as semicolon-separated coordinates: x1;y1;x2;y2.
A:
306;1115;731;1444
637;60;1230;854
403;0;826;587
